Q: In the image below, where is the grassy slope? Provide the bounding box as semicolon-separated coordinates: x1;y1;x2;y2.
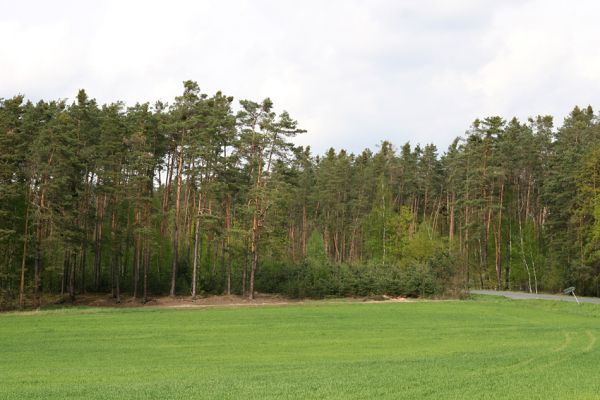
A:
1;298;599;399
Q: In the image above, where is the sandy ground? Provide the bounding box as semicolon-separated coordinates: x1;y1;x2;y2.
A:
58;292;412;309
0;293;413;312
69;293;299;308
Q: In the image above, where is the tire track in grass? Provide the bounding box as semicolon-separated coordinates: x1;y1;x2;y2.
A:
451;330;575;398
552;332;572;352
583;330;596;352
518;330;597;372
509;331;574;372
469;331;573;379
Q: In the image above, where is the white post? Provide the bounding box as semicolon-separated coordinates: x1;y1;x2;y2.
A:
572;292;580;304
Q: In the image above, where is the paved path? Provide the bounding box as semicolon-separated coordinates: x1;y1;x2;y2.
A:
471;290;600;304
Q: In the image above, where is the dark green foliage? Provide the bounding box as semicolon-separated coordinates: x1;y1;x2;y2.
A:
2;83;600;308
257;244;459;299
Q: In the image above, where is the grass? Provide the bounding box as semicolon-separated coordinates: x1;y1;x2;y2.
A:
1;297;600;399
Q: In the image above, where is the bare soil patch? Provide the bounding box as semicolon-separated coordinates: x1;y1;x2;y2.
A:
70;293;303;309
3;292;412;312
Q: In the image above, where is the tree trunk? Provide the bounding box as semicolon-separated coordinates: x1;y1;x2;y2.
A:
79;243;86;294
115;252;121;303
161;152;175;238
191;187;204;299
494;182;504;290
249;211;259;300
61;250;69;297
34;223;43;307
506;219;511;290
518;213;533;293
133;208;141;299
110;207;121;303
225;196;232;296
191;217;201;299
170;141;185;297
481;207;490;282
242;239;248;296
18;194;30;309
143;235;150;303
69;250;76;302
449;192;455;243
302;204;308;257
93;194;106;291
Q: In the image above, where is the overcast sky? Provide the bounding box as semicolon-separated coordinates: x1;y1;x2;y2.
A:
2;0;600;154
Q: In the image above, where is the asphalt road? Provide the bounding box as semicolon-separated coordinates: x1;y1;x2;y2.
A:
471;290;600;304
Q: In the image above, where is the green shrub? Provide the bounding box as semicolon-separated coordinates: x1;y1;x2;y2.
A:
255;248;460;299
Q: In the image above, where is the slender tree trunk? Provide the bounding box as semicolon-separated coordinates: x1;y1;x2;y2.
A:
143;173;153;303
78;171;91;294
211;236;219;277
69;251;76;302
34;223;43;307
248;149;264;300
449;192;455;243
115;252;121;303
464;204;470;289
110;207;121;303
249;210;259;300
225;196;232;296
182;162;193;248
481;206;490;282
323;227;329;258
93;194;106;291
382;180;386;265
133;237;140;299
493;229;501;290
61;250;69;297
170;141;185;297
302;204;308;257
143;235;150;303
431;198;442;235
518;213;533;293
159;151;176;266
530;242;538;294
334;231;341;264
506;219;511;290
192;222;200;300
79;243;86;294
226;252;232;296
242;239;248;296
133;209;140;299
478;238;484;288
191;192;203;299
494;182;504;290
161;152;175;238
18;193;31;309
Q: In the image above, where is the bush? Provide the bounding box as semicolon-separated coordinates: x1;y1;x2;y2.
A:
0;288;16;311
255;248;460;299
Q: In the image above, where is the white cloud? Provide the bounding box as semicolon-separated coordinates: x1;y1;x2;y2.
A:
2;0;600;153
465;0;600;124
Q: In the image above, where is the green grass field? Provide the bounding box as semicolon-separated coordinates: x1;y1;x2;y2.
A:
1;297;600;399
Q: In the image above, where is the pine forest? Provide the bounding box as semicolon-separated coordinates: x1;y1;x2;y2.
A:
2;81;600;309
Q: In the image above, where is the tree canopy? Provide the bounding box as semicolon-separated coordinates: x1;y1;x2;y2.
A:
2;81;600;309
